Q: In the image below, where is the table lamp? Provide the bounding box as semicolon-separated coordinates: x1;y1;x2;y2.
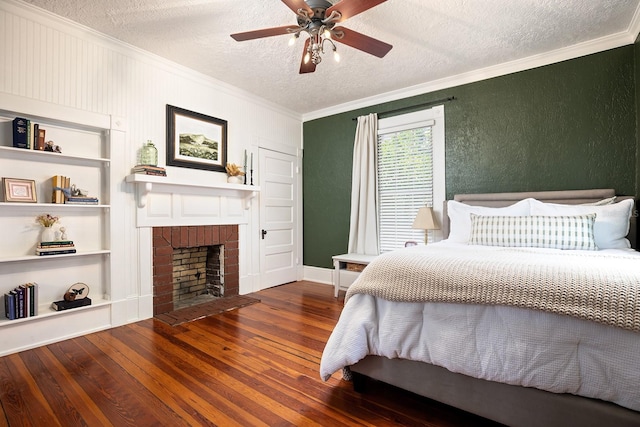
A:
411;206;440;244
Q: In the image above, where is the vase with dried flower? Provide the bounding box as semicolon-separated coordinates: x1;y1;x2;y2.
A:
36;213;59;242
225;163;245;184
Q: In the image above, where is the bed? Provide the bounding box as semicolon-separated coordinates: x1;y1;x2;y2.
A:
320;189;640;427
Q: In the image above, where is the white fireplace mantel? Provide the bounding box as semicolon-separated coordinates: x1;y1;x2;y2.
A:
126;174;260;228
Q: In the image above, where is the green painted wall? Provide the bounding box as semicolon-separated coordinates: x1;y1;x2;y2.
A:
636;37;640;216
303;46;638;268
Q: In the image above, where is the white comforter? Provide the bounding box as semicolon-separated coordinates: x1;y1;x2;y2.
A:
320;243;640;412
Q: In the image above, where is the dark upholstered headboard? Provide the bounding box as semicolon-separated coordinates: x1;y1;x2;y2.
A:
442;189;637;250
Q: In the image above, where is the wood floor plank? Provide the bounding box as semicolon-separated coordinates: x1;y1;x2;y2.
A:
0;354;60;426
0;281;501;427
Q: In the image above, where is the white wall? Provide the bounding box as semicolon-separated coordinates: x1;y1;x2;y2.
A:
0;1;303;318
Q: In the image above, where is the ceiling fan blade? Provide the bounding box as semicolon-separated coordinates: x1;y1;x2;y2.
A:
299;39;316;74
326;0;388;23
231;25;298;42
281;0;314;16
332;26;392;58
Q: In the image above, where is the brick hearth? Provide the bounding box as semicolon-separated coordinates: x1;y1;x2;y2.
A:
152;225;238;315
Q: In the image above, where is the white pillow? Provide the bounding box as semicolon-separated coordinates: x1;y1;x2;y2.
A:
469;214;598;250
529;198;633;249
447;198;531;243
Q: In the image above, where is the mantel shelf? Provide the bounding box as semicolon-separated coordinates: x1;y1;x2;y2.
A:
125;174;260;209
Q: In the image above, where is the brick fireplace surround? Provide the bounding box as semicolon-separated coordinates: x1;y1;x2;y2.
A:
152;225;239;315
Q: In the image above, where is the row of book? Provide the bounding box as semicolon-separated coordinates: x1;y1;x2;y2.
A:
4;283;38;320
131;165;166;176
52;175;70;204
36;240;76;256
13;117;46;150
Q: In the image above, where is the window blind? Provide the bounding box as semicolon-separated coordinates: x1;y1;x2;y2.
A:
377;126;433;253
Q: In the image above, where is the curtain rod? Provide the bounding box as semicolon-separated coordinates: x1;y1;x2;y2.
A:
351;96;456;121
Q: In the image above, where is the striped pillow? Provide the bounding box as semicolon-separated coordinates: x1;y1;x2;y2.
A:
469;214;598;250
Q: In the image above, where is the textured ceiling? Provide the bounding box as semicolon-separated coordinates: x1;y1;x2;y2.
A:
21;0;640;116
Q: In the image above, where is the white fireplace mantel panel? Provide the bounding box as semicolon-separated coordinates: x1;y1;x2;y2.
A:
126;174;260;227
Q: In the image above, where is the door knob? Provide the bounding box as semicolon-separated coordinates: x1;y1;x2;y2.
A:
261;229;268;239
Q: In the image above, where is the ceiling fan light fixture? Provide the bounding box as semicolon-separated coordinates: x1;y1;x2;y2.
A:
230;0;392;74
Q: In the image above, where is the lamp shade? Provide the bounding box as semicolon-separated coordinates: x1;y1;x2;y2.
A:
412;207;439;230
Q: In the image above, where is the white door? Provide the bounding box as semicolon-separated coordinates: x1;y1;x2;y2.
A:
259;148;298;289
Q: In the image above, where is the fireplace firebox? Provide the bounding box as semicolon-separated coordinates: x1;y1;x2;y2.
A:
152;225;238;315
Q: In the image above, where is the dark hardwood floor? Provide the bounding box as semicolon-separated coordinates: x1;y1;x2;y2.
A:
0;281;500;426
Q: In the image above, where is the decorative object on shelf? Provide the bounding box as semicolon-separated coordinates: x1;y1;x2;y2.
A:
36;213;59;243
35;213;58;227
40;227;56;243
243;149;248;184
44;140;62;153
225;162;245;184
52;282;91;311
140;140;158;166
70;184;88;197
2;177;37;203
250;152;254;186
63;282;89;301
411;206;440;244
59;227;68;241
166;105;227;172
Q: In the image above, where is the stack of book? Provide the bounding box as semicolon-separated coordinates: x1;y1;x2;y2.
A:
65;196;99;205
4;283;38;320
36;240;76;256
131;165;167;176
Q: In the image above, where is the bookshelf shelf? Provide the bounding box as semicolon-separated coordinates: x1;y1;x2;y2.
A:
0;146;109;164
0;202;110;209
0;250;110;264
0;97;126;355
0;296;111;328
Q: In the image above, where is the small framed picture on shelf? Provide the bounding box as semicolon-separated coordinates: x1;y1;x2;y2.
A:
2;177;37;203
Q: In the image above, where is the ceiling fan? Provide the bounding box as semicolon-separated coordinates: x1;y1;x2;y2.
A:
230;0;392;74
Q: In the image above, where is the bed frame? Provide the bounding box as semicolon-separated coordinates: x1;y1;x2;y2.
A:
350;189;639;427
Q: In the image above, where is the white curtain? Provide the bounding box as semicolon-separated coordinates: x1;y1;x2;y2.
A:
348;113;379;255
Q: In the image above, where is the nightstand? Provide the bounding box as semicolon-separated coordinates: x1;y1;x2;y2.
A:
332;253;377;298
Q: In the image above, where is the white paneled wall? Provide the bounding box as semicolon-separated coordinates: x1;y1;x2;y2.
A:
0;0;303;327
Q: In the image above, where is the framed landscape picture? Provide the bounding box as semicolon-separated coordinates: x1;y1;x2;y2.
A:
166;105;227;172
2;178;37;202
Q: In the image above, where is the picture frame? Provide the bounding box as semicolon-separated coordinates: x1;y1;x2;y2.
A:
166;105;227;172
2;178;37;203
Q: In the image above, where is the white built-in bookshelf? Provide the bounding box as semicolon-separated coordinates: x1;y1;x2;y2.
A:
0;95;127;355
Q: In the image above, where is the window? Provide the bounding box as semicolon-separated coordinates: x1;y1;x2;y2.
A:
377;106;445;253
